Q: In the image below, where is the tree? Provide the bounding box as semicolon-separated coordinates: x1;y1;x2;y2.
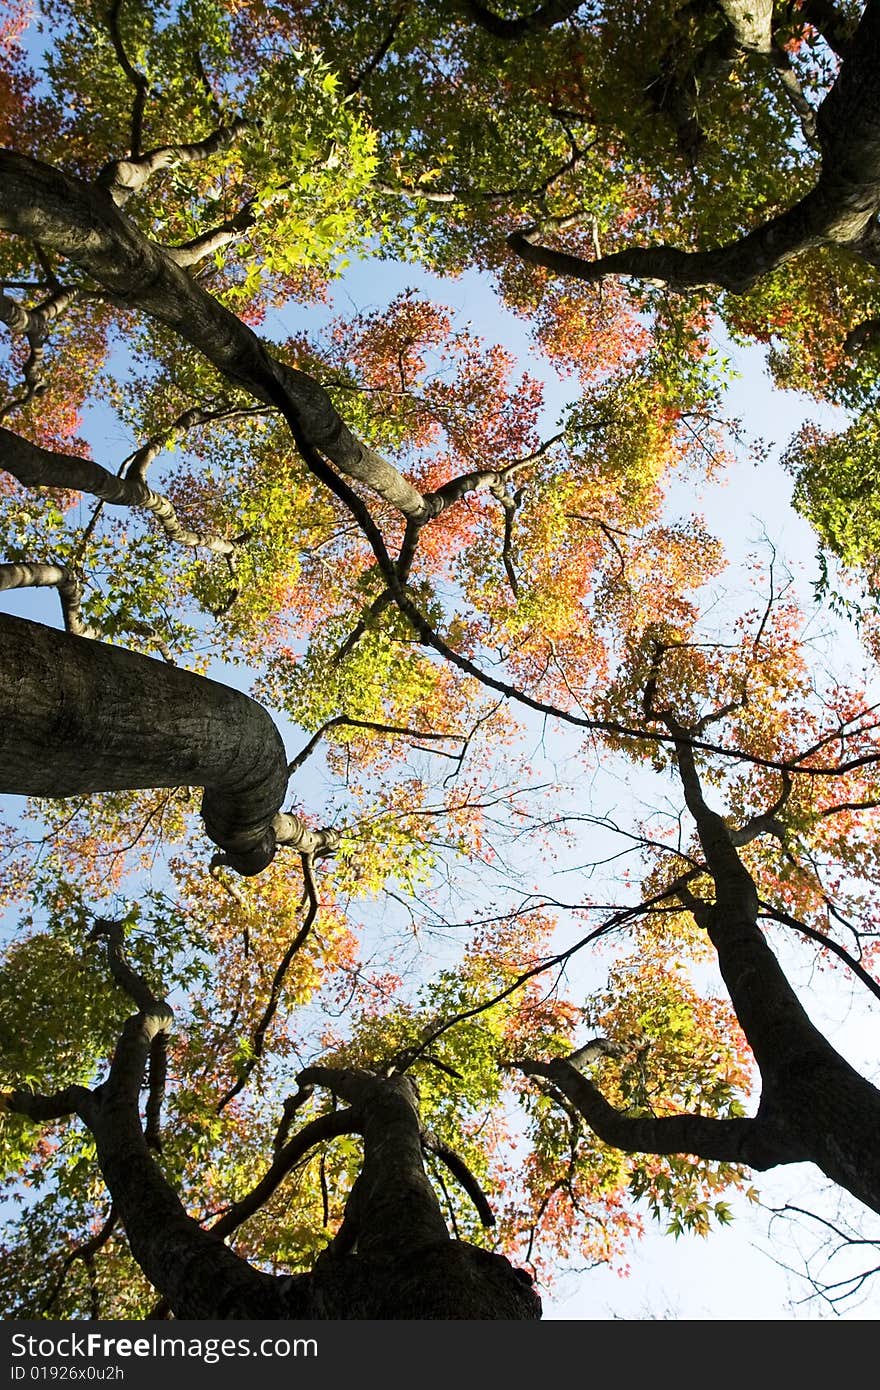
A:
1;0;880;1320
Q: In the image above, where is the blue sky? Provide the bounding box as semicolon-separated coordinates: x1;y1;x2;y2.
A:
3;245;879;1321
3;10;880;1318
262;255;880;1320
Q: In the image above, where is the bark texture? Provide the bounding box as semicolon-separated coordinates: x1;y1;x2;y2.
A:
0;612;289;873
509;0;880;292
281;1069;542;1318
290;1239;541;1318
0;152;432;522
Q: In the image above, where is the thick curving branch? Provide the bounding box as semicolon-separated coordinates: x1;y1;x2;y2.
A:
0;611;292;874
209;1108;360;1239
4;925;283;1318
82;923;286;1317
508;0;880;293
98;120;252;207
0;151;433;522
0;425;238;555
508;174;867;294
513;1057;801;1169
2;1085;91;1122
422;1131;496;1226
0;283;78;396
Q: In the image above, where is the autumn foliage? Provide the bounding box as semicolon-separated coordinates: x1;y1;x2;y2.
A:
1;0;880;1320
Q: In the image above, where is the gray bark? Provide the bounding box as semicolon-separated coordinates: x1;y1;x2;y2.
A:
84;1012;288;1318
0;425;236;554
0;612;289;873
516;1056;806;1169
0;561;93;636
97;120;252;206
510;0;880;293
297;1068;452;1259
0;152;432;522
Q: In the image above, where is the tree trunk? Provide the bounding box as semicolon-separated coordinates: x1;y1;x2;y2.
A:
285;1069;543;1318
294;1239;542;1318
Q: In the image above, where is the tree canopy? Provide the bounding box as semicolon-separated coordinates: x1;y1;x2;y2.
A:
1;0;880;1320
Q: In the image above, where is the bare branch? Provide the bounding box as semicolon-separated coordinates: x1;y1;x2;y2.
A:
287;715;466;776
210;1108;359;1239
760;901;880;1005
41;1206;118;1316
421;1131;496;1227
512;1057;800;1168
216;856;321;1111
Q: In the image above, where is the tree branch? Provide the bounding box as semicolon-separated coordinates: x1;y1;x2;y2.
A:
513;1057;799;1168
98;118;252;206
461;0;584;40
41;1206;118;1316
0;151;432;521
800;0;858;58
508;1;880;292
216;855;321;1111
105;0;150;157
210;1108;359;1239
344;6;409;95
0;424;239;556
0;611;293;874
760;901;880;1005
287;715;466;776
0;284;78;395
0;561;95;638
421;1131;496;1226
82;923;286;1316
2;1085;91;1122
